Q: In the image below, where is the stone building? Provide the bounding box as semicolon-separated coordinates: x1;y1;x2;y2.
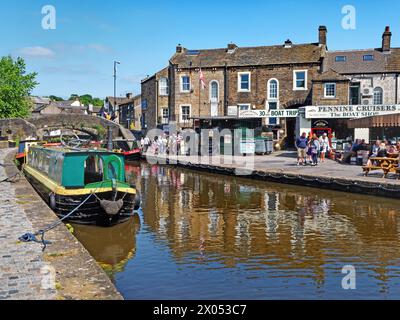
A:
300;26;400;141
140;67;169;134
168;26;327;145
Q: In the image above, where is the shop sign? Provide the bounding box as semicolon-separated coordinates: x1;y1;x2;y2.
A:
305;105;400;119
227;106;238;116
239;109;299;119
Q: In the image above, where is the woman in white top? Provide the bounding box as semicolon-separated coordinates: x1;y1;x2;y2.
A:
319;133;330;163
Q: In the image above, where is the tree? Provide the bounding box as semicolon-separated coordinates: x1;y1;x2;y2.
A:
79;94;93;106
49;95;63;101
0;56;38;118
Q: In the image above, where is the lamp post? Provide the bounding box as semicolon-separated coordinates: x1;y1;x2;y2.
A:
113;60;121;121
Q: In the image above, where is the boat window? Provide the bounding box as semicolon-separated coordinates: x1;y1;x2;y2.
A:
108;162;118;180
84;155;104;185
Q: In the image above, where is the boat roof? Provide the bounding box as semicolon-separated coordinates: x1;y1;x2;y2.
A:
30;145;121;156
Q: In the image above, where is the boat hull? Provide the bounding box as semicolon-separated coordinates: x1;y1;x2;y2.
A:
123;150;141;162
24;169;139;226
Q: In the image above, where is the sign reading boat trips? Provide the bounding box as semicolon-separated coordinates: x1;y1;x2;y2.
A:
239;109;299;119
305;105;400;119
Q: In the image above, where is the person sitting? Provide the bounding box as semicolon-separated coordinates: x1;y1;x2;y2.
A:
377;143;388;158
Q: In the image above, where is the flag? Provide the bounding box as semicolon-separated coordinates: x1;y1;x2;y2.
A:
199;68;206;90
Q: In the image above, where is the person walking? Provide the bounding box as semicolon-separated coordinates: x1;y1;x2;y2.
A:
296;132;308;166
309;134;320;166
319;133;330;163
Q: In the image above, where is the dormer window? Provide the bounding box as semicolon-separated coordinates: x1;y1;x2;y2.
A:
363;54;374;61
335;56;347;62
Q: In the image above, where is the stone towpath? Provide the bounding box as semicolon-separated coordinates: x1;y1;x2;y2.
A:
0;148;122;300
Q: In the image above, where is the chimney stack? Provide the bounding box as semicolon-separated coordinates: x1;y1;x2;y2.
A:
176;44;183;53
126;93;133;99
284;39;293;48
319;26;327;46
382;26;392;52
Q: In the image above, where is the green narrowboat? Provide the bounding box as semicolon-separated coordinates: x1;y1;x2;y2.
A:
24;146;140;226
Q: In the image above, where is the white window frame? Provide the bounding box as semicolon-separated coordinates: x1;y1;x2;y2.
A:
293;70;308;91
238;104;251;111
180;105;191;123
159;77;169;96
209;80;219;101
373;87;384;105
324;83;336;98
238;72;251;92
180;75;191;93
267;78;279;100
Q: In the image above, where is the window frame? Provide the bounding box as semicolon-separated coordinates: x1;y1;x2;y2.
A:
209;80;219;101
324;83;337;98
373;87;384;105
293;70;308;91
267;78;279;100
180;75;191;93
238;72;251;92
180;105;191;123
238;104;251;111
335;56;347;62
363;54;374;61
159;77;169;96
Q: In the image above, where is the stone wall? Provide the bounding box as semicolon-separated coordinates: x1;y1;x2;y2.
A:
312;81;350;105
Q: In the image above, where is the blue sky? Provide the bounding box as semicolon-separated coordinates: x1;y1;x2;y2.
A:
2;0;400;99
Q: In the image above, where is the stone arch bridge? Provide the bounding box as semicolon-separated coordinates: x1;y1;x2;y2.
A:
0;114;135;141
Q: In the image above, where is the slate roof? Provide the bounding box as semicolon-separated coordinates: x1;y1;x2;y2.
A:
325;48;400;74
312;69;350;82
106;97;134;107
170;43;324;68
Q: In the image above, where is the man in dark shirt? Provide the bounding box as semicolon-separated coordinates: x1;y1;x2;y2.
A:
296;132;308;166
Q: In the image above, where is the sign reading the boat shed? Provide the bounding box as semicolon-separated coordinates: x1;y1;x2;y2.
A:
306;105;400;119
239;109;299;119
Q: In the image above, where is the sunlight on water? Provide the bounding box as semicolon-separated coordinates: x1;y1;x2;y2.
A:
73;162;400;300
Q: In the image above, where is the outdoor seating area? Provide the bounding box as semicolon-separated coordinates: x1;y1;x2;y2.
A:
362;157;399;178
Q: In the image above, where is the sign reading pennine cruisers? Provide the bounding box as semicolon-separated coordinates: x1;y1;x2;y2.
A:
306;105;400;119
239;109;299;118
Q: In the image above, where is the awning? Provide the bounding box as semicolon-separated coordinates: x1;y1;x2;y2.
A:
348;113;400;128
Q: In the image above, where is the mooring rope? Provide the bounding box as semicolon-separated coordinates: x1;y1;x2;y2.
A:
18;193;94;252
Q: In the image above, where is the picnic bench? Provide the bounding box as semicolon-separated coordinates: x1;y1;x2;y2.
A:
362;157;399;178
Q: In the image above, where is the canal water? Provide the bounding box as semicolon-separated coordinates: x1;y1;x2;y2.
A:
73;162;400;300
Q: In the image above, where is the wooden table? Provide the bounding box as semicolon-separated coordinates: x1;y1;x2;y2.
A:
363;157;399;178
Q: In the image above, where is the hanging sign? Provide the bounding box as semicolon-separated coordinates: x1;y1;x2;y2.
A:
305;105;400;119
239;109;299;119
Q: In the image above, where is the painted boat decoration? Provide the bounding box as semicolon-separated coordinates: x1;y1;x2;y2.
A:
24;145;140;226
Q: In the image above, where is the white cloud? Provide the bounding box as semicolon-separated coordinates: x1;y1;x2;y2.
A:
17;46;55;58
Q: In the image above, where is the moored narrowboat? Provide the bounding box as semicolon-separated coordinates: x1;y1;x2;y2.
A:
15;140;38;166
24;146;140;226
105;139;141;162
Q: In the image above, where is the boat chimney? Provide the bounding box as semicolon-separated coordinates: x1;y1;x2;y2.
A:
107;126;113;151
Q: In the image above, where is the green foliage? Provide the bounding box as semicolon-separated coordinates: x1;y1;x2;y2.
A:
0;56;38;118
69;94;103;107
49;95;63;101
93;124;106;140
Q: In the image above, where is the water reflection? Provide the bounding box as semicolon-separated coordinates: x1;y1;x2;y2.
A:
76;162;400;299
72;215;140;278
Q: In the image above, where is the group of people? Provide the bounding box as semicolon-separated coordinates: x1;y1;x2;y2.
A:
296;132;331;166
365;139;400;166
140;133;184;156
